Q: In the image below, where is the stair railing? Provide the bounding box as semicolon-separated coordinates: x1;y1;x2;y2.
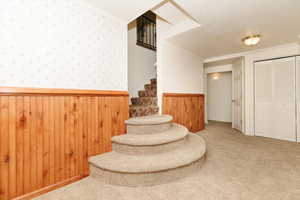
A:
137;15;156;51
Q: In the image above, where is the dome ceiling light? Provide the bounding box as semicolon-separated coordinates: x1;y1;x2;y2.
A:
211;73;220;80
242;34;262;46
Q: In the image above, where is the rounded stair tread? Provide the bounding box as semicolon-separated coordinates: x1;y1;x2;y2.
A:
89;134;206;174
125;114;172;126
112;124;188;146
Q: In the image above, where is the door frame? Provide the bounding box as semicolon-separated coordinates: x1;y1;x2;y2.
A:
204;58;245;132
231;70;234;128
297;56;299;142
205;65;232;125
231;58;244;132
205;62;244;130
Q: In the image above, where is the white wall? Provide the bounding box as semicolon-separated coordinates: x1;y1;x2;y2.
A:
207;72;232;122
159;42;204;93
205;43;300;135
157;18;204;109
128;21;156;98
0;0;127;91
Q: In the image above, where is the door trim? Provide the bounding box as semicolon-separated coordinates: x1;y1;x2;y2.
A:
296;56;299;142
254;54;300;63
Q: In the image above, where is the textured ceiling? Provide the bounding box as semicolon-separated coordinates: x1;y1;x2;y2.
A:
167;0;300;58
85;0;163;22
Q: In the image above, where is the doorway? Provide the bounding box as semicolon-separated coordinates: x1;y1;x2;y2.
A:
207;71;232;123
204;57;244;132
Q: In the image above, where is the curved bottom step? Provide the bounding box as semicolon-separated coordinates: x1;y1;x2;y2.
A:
90;154;206;187
89;134;206;186
112;124;188;155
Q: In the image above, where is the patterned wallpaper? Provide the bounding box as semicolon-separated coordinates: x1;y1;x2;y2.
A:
0;0;127;91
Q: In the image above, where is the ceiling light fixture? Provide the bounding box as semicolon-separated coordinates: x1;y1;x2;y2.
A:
211;73;220;80
242;34;262;46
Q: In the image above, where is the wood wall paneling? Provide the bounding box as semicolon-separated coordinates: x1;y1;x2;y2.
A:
0;87;129;200
162;93;205;133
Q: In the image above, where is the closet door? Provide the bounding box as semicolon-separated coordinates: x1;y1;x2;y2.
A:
255;57;296;141
297;56;300;142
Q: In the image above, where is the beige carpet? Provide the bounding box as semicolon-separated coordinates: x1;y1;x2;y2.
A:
35;122;300;200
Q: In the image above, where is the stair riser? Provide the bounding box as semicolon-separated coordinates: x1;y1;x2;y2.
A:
151;78;157;85
127;123;172;134
151;83;157;88
131;98;157;106
130;112;158;118
112;137;186;155
131;102;157;106
129;106;159;117
138;90;157;97
144;84;157;91
89;155;205;187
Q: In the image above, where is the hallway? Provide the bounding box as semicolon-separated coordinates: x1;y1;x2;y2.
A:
36;122;300;200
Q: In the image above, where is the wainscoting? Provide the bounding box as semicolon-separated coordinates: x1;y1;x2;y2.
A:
162;93;205;133
0;87;129;200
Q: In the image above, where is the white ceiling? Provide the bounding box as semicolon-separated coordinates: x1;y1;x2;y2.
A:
152;0;201;39
166;0;300;58
85;0;163;23
153;1;188;25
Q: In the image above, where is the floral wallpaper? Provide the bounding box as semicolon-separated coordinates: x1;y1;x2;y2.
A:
0;0;127;91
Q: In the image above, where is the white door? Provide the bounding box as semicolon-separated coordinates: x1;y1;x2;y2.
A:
232;59;243;131
297;56;300;142
255;57;296;142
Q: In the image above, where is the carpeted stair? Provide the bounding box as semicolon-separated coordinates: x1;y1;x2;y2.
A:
130;78;159;117
89;115;206;187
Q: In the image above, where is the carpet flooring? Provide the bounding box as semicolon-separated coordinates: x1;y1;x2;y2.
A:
35;122;300;200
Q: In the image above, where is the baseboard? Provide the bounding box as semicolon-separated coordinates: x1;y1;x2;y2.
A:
244;132;255;136
208;120;232;124
13;175;88;200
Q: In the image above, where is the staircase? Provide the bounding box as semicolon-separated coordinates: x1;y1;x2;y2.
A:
89;115;206;187
130;78;159;117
